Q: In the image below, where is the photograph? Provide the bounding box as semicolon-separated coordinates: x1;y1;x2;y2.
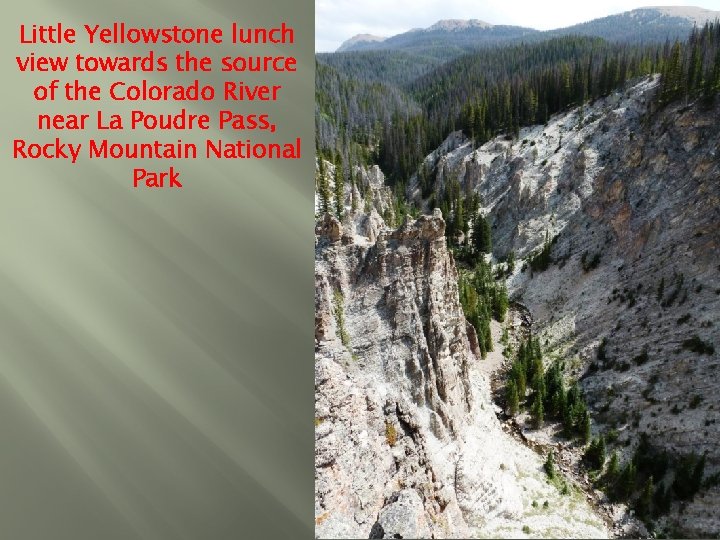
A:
314;2;720;537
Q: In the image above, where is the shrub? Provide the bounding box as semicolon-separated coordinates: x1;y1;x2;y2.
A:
506;251;516;274
633;349;649;365
682;335;714;355
333;291;350;347
544;451;556;479
583;436;607;470
385;422;397;446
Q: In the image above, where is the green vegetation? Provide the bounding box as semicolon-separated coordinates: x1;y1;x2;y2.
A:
682;335;715;355
438;178;473;245
385;422;398;446
473;214;493;255
505;336;591;442
531;393;545;428
333;157;345;220
583;435;607;470
587;432;709;526
317;22;720;224
459;258;509;356
506;379;520;415
544;451;556;480
317;158;331;215
658;25;720;107
506;251;516;274
529;232;555;273
333;291;350;347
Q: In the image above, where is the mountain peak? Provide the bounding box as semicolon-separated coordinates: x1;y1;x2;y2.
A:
336;33;387;52
426;19;493;32
642;6;720;25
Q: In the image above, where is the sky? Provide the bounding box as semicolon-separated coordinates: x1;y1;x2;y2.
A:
316;0;720;51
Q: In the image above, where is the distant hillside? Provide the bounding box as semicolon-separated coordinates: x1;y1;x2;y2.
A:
336;19;538;56
336;6;720;55
651;5;720;25
336;34;386;52
546;6;720;43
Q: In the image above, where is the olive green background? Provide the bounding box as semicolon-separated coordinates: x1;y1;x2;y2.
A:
0;0;313;538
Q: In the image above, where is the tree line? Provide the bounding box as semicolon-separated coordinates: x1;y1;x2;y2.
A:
316;22;720;196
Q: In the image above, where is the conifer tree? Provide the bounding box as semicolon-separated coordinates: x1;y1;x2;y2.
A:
544;451;556;479
636;476;654;520
349;161;358;213
493;283;509;322
532;393;544;428
506;251;516;274
583;436;606;470
317;158;331;215
606;451;620;486
581;410;592;444
661;41;684;103
333;158;345;220
507;379;519;416
473;215;492;255
618;461;637;500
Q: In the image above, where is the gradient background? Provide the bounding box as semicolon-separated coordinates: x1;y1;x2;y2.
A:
0;0;313;538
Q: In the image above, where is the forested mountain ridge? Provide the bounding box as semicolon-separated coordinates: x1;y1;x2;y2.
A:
335;19;538;55
336;33;386;52
317;21;720;199
335;6;720;53
545;6;720;43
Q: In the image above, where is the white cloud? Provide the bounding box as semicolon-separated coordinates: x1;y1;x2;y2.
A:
316;0;720;51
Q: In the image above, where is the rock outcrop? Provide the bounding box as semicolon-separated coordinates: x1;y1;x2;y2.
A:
315;206;607;537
